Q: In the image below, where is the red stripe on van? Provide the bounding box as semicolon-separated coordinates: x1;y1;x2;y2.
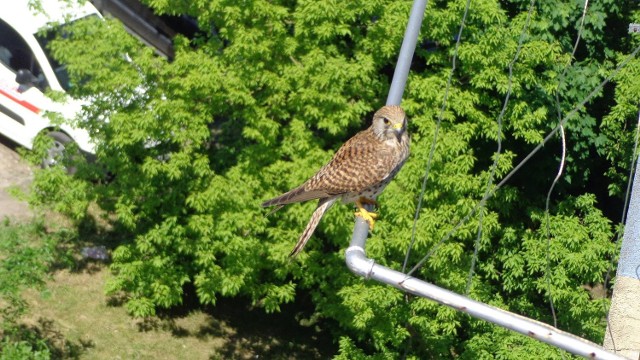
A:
0;88;41;114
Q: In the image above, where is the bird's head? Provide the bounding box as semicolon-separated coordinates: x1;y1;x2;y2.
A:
371;105;407;142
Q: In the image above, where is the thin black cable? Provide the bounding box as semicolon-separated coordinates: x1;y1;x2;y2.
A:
465;0;535;294
402;0;471;273
543;0;590;331
407;43;640;277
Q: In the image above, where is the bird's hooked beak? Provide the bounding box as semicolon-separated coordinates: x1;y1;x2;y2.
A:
392;121;404;141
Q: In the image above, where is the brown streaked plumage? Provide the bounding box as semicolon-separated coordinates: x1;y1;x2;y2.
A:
262;105;410;256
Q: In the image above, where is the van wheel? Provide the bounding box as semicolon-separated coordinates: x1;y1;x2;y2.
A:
42;131;76;174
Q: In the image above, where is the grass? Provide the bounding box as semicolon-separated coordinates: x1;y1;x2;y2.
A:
2;219;336;359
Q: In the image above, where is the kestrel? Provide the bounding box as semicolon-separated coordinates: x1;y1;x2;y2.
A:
262;105;410;256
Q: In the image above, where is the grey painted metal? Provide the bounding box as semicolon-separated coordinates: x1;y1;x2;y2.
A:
614;152;640;279
386;0;427;106
604;125;640;357
348;0;428;271
344;246;627;360
346;0;628;358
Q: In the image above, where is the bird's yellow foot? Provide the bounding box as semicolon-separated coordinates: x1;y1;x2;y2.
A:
355;197;379;230
355;208;378;229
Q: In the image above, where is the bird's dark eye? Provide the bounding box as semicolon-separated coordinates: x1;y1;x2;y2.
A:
383;117;391;125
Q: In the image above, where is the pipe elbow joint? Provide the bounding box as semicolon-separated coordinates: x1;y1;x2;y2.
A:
345;246;375;279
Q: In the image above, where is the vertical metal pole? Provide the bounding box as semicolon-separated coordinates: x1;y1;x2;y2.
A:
602;26;640;360
604;128;640;359
385;0;427;106
351;0;428;250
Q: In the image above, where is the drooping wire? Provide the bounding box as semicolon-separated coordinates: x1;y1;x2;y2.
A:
462;0;536;294
402;0;472;273
407;42;640;277
544;0;590;330
544;124;565;329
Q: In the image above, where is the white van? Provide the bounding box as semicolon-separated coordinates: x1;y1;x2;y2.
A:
0;0;100;165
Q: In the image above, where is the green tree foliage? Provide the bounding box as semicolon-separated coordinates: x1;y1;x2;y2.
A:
27;0;639;357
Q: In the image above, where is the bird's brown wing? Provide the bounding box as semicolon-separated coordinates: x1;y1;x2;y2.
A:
262;129;395;207
304;129;396;195
261;185;330;207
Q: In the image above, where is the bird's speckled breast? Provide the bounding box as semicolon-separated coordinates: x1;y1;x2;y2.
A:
342;134;409;204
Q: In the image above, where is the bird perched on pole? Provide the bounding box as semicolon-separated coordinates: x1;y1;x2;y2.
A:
262;105;410;257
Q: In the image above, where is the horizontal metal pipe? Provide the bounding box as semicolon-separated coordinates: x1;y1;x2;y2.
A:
345;245;628;360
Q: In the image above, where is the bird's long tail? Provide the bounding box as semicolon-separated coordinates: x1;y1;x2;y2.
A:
290;198;337;257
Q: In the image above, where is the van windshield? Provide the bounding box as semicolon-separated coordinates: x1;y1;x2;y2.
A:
35;14;98;92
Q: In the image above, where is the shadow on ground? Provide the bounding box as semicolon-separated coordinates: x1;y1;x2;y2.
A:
15;180;338;359
135;289;337;359
9;317;95;359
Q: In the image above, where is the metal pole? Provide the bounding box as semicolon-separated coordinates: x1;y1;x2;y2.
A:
386;0;426;106
603;109;640;359
350;0;427;254
346;1;628;358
